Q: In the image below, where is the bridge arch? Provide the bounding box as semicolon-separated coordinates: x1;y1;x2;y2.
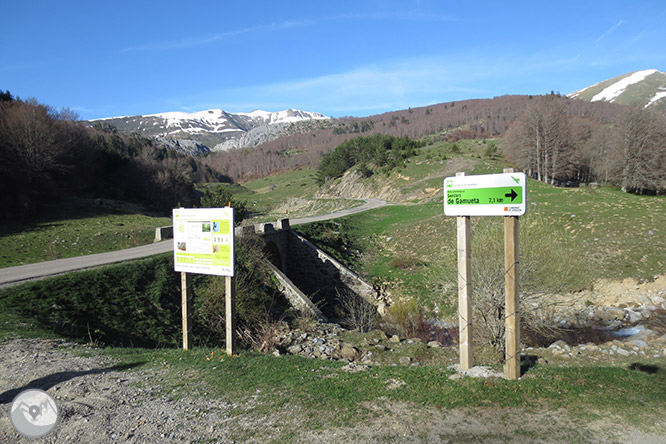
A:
263;241;283;271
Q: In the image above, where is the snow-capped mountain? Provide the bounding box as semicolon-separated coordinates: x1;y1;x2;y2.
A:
568;69;666;110
89;108;329;153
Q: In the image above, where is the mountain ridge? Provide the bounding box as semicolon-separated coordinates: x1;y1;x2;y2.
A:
568;69;666;110
87;108;329;154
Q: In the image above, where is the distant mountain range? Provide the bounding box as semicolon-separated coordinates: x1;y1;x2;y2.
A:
88;109;329;154
87;69;664;156
568;69;666;110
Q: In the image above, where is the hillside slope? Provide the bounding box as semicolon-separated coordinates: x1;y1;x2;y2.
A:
205;95;626;182
569;69;666;110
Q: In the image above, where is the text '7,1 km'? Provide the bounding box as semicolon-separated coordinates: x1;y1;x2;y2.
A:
443;172;527;217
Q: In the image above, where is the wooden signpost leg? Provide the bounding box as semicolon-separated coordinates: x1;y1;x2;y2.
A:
181;272;192;351
503;167;521;380
504;215;520;379
225;275;236;356
456;172;473;370
457;215;473;370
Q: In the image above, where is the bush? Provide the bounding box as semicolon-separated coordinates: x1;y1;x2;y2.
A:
316;134;423;183
195;234;285;345
337;290;378;333
460;215;591;353
383;299;429;339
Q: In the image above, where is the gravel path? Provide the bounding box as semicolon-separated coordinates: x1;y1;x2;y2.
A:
2;337;663;444
0;338;240;443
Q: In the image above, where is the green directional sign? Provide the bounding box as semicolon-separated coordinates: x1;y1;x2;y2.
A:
444;172;527;216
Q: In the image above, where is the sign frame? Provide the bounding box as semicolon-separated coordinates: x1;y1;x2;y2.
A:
172;207;235;277
444;172;526;217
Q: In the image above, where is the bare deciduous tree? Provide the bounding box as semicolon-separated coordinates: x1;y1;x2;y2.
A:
0;99;65;185
616;106;666;194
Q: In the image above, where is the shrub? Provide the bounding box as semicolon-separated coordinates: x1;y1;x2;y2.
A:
337;290;378;333
195;234;285;345
316;134;423;183
460;215;591;354
383;298;429;339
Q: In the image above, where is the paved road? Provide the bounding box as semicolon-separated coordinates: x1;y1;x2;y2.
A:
0;199;388;287
289;198;387;225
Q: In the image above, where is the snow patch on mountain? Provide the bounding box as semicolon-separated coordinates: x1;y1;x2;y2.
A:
590;69;658;102
646;89;666;107
238;109;328;125
88;108;330;155
147;108;326;127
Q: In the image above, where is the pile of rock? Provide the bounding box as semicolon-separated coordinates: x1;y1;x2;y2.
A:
541;276;666;331
269;322;347;360
552;302;665;331
263;321;446;366
529;328;666;362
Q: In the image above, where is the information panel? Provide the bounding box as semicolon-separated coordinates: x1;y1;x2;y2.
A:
444;172;526;216
173;207;234;276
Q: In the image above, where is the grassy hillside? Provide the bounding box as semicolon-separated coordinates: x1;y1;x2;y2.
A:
4;136;663;292
238;168;364;221
0;198;170;267
300;181;666;313
293;139;666;317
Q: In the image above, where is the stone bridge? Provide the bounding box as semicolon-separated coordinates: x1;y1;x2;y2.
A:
235;218;387;322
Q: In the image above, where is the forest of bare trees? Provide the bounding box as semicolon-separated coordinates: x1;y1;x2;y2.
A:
502;95;666;194
0;92;222;220
203;96;540;181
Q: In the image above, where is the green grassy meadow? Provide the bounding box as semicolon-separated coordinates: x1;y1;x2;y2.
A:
298;171;666;315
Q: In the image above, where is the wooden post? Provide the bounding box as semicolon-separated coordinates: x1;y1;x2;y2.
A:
181;272;192;351
225;275;236;356
503;168;520;379
456;172;473;370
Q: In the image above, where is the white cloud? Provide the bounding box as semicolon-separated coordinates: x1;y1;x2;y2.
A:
594;20;623;44
188;55;498;116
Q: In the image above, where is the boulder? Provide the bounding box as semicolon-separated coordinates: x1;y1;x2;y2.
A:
399;356;412;366
340;345;359;361
287;344;303;355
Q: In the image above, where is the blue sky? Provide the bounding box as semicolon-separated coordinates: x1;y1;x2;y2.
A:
2;1;665;120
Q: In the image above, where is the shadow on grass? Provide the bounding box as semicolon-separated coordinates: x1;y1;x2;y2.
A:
0;197;164;238
629;362;661;374
0;362;145;405
520;354;539;377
